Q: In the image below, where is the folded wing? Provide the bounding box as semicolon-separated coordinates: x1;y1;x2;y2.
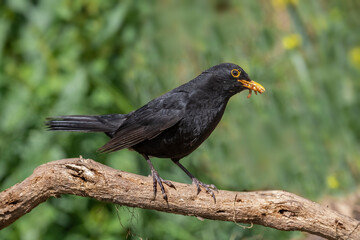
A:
99;92;187;153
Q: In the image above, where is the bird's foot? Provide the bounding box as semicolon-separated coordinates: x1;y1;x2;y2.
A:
192;178;218;203
151;168;176;202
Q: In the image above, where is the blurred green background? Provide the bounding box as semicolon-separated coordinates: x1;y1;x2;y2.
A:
1;0;360;239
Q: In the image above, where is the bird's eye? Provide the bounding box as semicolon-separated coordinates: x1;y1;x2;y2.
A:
231;69;241;78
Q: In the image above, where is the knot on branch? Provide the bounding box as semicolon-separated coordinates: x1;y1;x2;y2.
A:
278;208;297;218
65;163;97;183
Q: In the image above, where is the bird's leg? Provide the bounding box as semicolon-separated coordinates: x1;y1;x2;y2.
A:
171;159;218;203
143;154;176;202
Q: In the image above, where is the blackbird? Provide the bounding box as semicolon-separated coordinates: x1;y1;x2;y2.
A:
46;63;265;202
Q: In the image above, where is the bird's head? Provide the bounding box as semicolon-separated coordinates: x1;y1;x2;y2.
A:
203;63;265;98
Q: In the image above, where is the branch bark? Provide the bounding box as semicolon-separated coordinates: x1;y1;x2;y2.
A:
0;157;359;239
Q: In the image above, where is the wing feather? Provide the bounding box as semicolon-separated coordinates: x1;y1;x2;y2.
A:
98;92;187;153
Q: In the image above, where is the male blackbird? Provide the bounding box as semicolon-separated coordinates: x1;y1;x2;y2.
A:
46;63;265;202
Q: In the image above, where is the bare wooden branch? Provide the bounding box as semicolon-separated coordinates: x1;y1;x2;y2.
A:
0;157;359;239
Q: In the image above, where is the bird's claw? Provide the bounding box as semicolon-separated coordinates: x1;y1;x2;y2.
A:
151;169;175;202
162;179;176;190
208;183;218;192
192;178;217;203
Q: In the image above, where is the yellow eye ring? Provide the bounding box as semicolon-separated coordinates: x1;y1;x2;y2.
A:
231;69;241;78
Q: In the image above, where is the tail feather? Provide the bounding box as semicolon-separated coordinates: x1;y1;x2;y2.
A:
45;114;126;134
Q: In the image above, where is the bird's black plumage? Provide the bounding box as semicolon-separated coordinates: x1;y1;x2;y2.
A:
46;63;265;202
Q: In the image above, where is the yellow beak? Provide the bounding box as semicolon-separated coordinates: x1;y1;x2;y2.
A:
237;80;265;98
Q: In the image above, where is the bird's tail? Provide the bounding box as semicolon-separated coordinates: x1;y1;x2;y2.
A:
45;114;126;137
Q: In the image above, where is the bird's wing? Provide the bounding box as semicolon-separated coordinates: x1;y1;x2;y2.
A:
98;91;187;153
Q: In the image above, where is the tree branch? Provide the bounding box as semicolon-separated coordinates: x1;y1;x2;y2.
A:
0;157;359;239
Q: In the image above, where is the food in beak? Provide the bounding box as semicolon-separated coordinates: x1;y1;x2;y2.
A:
238;80;265;98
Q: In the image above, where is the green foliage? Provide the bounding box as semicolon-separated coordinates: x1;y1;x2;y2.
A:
1;0;360;239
